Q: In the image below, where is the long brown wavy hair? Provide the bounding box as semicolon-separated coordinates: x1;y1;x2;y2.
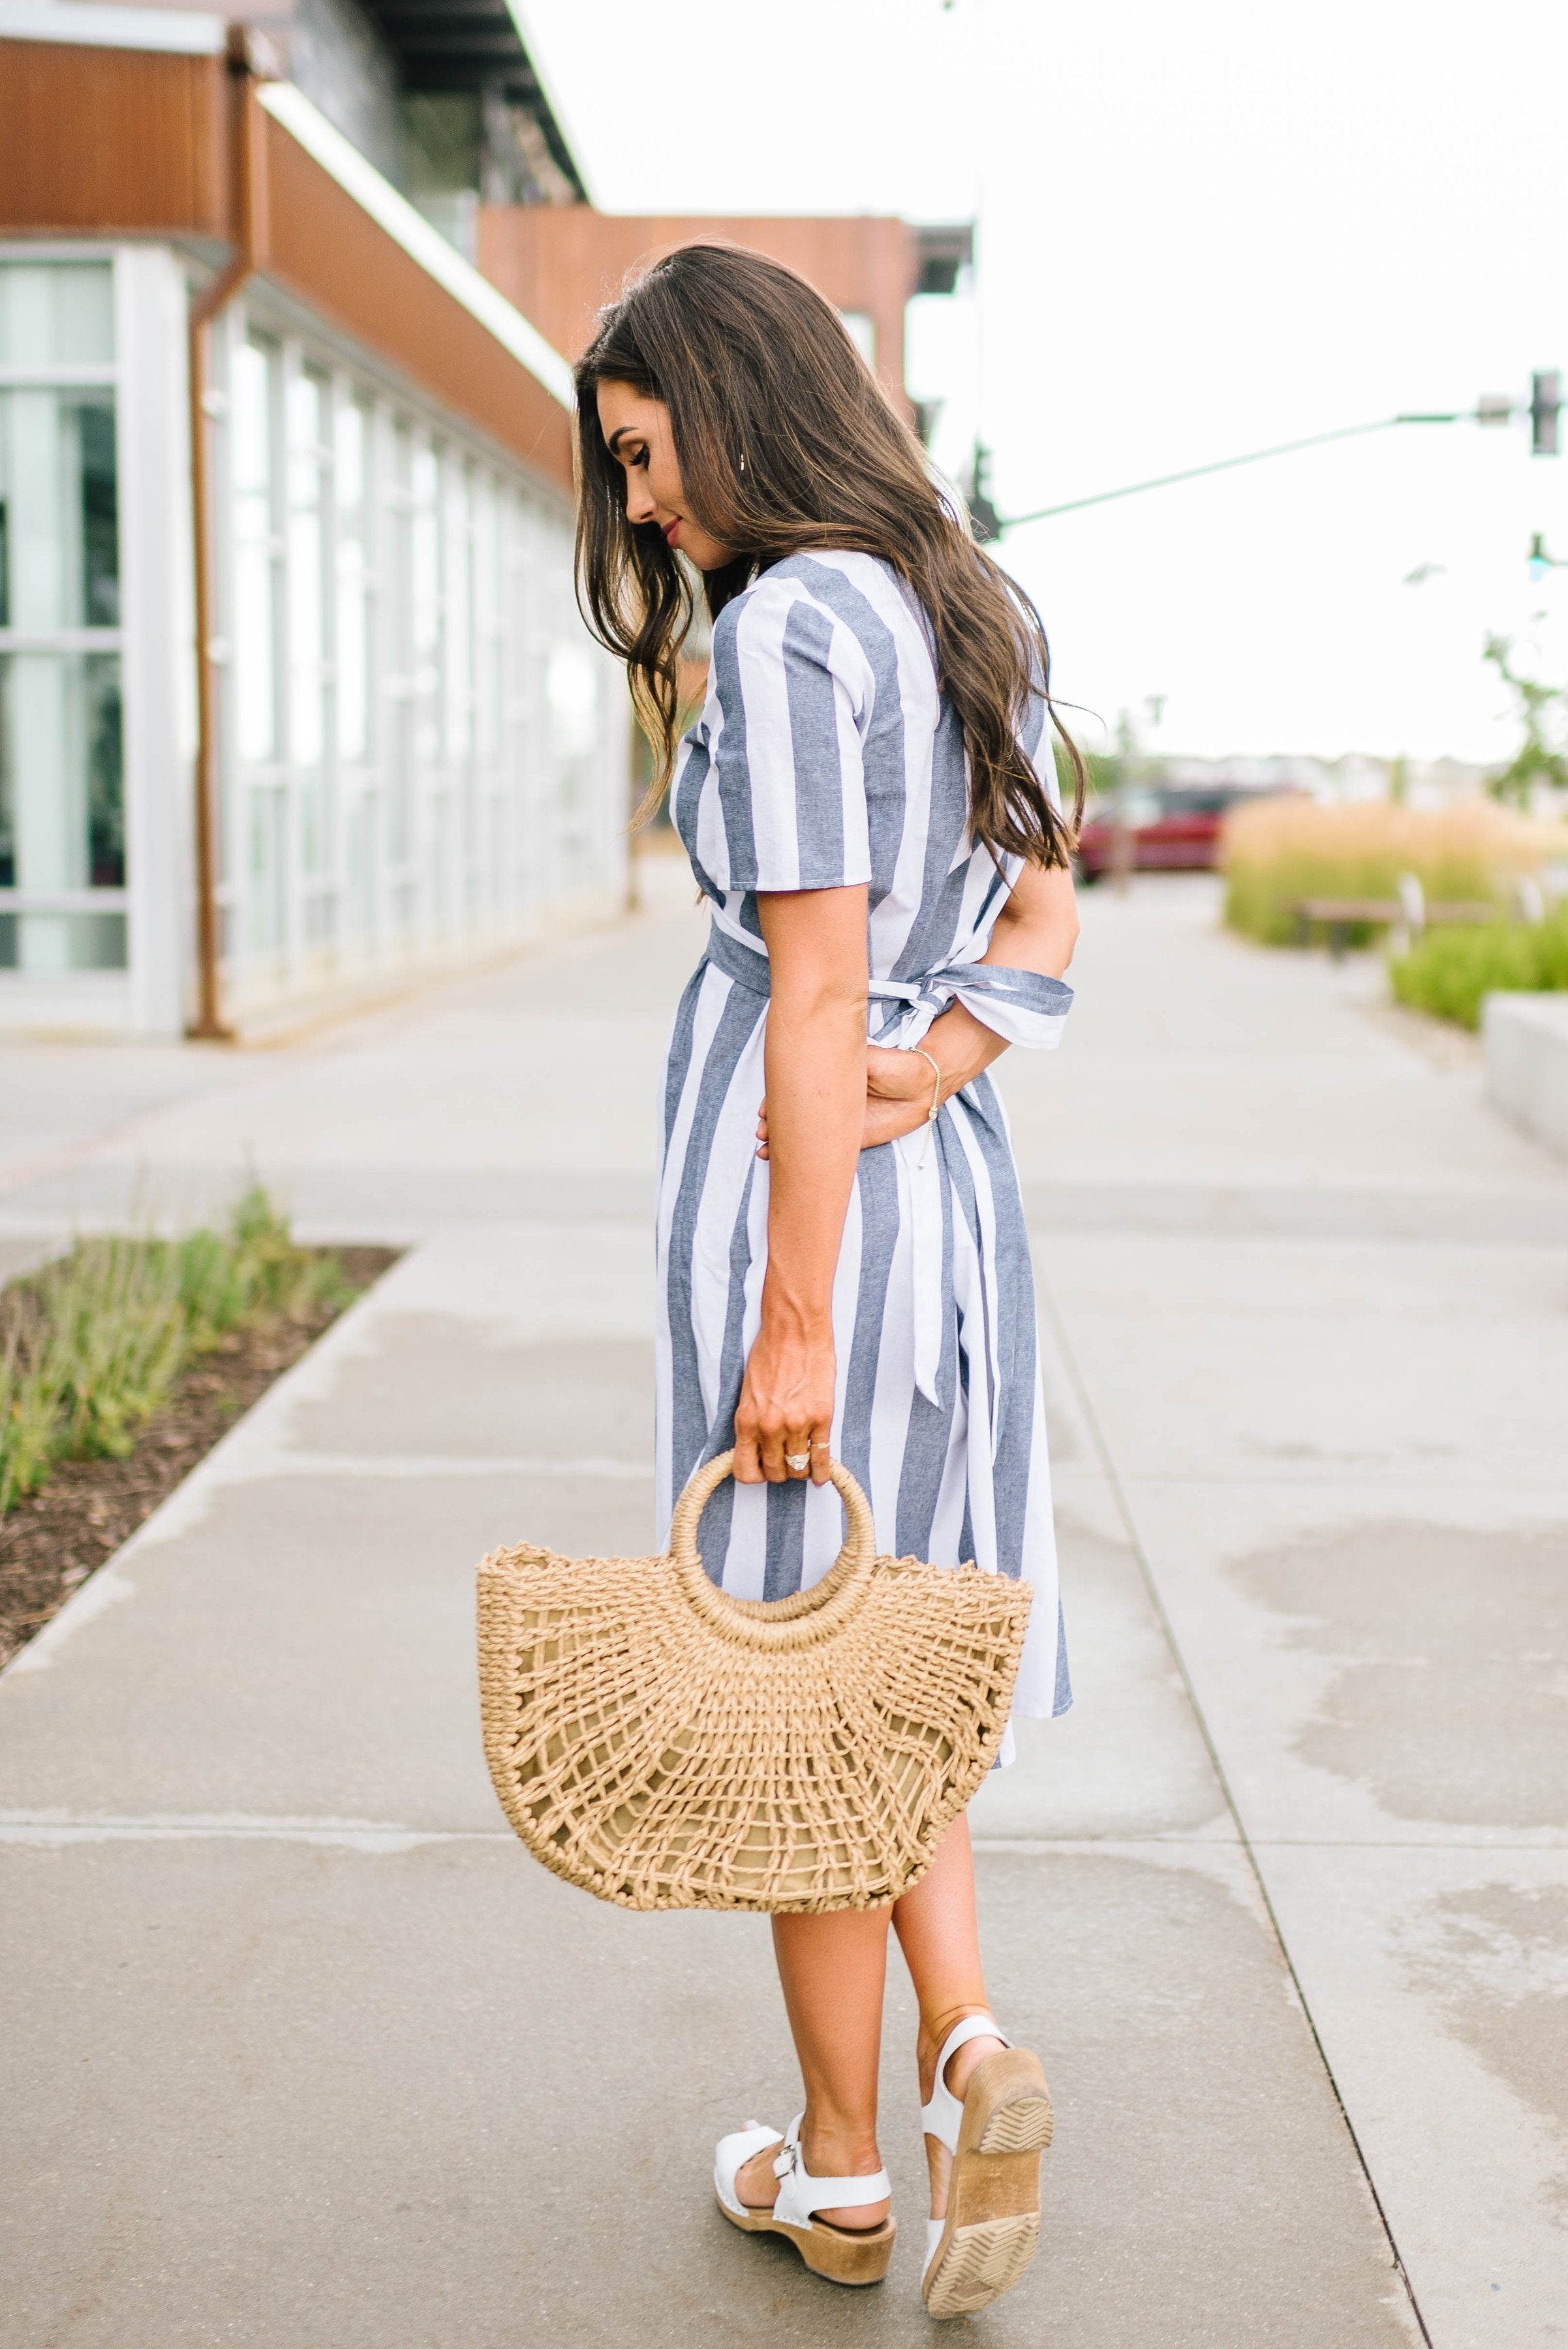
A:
572;243;1083;867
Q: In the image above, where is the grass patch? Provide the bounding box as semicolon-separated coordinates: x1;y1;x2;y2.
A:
1389;908;1568;1030
1221;799;1560;945
0;1189;354;1516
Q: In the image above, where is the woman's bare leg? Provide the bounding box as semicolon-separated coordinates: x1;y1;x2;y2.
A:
734;1907;893;2230
733;1817;1000;2226
892;1814;1007;2215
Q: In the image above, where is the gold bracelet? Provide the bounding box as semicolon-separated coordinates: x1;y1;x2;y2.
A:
910;1047;942;1166
911;1046;943;1124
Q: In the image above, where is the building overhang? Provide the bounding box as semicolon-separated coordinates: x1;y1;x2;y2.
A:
0;31;576;491
358;0;587;202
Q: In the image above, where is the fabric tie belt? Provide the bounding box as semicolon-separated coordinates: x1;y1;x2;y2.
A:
702;920;1073;1411
703;917;1073;1047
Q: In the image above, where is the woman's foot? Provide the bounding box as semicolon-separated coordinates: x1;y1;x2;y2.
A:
917;2014;1054;2319
715;2115;897;2287
918;2016;1008;2221
736;2123;891;2232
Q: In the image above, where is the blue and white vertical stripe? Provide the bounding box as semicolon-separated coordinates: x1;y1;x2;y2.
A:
656;549;1073;1728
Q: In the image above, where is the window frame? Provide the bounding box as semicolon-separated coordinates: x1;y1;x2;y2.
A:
0;249;127;962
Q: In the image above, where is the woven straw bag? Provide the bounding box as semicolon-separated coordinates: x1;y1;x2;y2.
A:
476;1451;1032;1913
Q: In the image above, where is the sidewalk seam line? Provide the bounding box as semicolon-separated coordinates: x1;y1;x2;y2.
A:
1037;1262;1435;2348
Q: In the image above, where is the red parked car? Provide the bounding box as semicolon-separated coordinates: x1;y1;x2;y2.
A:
1075;784;1287;881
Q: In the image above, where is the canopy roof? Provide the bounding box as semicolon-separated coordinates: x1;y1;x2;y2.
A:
359;1;585;198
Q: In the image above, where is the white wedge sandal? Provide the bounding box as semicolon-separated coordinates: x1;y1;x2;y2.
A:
919;2015;1054;2319
714;2114;896;2286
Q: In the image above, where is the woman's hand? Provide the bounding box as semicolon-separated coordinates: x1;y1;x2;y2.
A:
755;859;1079;1165
864;1045;940;1146
755;1044;933;1159
756;1034;988;1158
732;1311;837;1484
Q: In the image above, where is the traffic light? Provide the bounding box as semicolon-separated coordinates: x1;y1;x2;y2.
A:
1531;371;1561;456
968;444;1002;543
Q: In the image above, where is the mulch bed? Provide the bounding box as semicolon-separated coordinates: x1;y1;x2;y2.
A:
0;1247;399;1670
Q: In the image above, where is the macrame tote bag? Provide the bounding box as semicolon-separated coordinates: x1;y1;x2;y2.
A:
476;1451;1032;1914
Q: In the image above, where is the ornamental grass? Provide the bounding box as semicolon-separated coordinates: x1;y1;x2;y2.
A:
0;1189;349;1516
1389;908;1568;1029
1220;798;1560;946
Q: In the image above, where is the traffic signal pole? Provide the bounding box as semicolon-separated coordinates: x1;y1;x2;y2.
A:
989;375;1562;537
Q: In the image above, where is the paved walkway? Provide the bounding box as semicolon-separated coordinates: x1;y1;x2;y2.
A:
3;867;1565;2346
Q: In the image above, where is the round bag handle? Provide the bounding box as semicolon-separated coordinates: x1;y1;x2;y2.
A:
668;1450;879;1648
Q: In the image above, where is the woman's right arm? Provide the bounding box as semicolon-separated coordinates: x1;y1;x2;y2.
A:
732;885;869;1486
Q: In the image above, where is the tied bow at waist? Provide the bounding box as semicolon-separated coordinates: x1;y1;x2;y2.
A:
702;921;1073;1411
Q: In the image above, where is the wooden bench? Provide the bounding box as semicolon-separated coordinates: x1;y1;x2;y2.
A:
1291;893;1498;959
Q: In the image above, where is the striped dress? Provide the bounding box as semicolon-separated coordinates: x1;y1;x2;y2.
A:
655;549;1074;1729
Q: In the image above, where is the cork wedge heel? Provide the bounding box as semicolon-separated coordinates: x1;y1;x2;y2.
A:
715;2116;896;2287
920;2017;1053;2320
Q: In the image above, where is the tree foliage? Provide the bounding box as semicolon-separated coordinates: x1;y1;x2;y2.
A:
1483;635;1568;808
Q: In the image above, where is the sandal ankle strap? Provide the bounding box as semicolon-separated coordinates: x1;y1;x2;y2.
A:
771;2115;892;2230
920;2016;1012;2155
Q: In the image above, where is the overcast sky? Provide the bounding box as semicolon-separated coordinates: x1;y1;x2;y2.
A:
518;0;1568;766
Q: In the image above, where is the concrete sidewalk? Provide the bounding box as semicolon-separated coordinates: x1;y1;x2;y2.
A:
2;868;1565;2345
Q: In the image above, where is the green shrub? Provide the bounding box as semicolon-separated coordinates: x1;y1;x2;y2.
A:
0;1322;61;1519
176;1186;348;1342
1389;909;1568;1029
0;1189;354;1514
1222;798;1560;946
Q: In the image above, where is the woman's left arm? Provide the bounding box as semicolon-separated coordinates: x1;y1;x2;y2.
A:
754;860;1077;1159
980;855;1081;978
858;859;1079;1149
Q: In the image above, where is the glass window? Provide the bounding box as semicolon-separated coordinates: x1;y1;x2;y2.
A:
0;385;118;631
0;651;123;966
444;458;471;766
838;310;876;369
0;262;113;366
287;366;326;782
410;441;440;767
205;339;613;989
335;395;371;764
345;791;377;943
247;785;286;955
472;475;500;771
547;641;599;758
386;420;415;871
0;906;125;972
0;259;123;975
232;336;278;764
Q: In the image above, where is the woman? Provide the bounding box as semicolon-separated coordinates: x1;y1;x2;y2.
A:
575;245;1081;2321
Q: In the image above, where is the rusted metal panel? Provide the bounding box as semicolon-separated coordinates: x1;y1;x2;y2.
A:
479;206;919;419
264;115;573;491
0;40;230;234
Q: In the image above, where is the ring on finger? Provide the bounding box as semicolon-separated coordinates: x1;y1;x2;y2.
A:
784;1450;810;1473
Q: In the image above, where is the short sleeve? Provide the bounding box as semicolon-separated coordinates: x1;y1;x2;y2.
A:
708;579;873;892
